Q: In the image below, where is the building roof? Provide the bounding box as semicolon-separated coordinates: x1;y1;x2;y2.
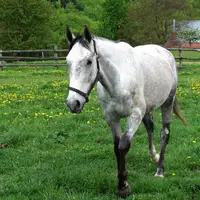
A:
177;20;200;31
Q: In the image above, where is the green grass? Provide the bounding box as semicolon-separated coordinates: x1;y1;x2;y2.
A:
0;64;200;200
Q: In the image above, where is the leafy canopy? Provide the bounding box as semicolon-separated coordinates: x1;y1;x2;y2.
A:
1;0;200;49
0;0;55;50
120;0;191;45
99;0;128;40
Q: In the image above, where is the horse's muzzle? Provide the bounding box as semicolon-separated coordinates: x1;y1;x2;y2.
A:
66;99;82;114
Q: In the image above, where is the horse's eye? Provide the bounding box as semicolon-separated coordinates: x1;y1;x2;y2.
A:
87;60;92;65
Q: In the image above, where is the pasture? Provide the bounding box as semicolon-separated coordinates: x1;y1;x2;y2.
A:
0;64;200;200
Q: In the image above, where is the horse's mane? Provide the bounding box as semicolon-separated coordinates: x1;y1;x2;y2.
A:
69;35;90;51
69;35;122;52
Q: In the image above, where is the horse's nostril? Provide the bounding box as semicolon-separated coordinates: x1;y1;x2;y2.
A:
75;100;81;109
66;99;82;113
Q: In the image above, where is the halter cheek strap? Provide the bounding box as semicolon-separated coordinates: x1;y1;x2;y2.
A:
68;39;100;103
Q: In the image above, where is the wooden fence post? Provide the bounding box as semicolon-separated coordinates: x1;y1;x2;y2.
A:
54;44;58;68
0;50;3;71
178;49;182;68
42;51;44;62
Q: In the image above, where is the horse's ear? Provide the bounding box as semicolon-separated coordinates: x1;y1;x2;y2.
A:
84;25;92;43
66;25;75;43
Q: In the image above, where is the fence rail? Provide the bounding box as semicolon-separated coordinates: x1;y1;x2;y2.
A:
1;49;68;53
0;47;200;70
0;46;68;70
0;56;66;61
167;48;200;68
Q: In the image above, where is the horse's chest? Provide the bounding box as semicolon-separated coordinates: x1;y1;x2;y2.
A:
97;83;136;117
106;97;134;117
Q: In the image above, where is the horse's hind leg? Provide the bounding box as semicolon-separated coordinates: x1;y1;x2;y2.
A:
142;113;159;162
155;91;175;177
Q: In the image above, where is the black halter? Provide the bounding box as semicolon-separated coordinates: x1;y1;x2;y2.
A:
68;39;100;103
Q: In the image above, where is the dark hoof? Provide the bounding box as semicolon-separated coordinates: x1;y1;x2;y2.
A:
116;183;131;198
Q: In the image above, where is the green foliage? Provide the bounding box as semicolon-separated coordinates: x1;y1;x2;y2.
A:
99;0;128;40
64;2;101;33
120;0;191;46
0;0;103;50
0;0;55;50
52;2;102;48
178;28;200;46
1;0;200;49
80;0;104;21
189;0;200;19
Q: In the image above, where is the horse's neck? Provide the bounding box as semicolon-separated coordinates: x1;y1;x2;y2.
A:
96;39;122;95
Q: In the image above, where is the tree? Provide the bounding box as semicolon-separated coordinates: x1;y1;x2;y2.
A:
52;2;101;48
178;28;200;47
189;0;200;19
120;0;191;46
80;0;104;21
0;0;55;50
99;0;129;40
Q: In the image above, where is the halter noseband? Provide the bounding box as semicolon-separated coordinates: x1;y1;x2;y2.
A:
68;39;100;103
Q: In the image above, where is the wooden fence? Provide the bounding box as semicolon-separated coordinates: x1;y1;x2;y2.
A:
0;47;200;70
0;46;68;70
168;48;200;68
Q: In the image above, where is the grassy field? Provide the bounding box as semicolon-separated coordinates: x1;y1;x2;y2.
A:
0;64;200;200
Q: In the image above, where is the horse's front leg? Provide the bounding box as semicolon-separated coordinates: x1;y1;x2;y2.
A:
117;108;144;197
104;115;121;180
105;114;130;197
106;107;145;198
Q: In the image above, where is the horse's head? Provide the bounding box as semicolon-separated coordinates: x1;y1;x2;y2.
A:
66;26;99;114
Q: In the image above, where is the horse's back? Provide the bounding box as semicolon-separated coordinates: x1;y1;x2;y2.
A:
133;44;176;75
132;44;177;111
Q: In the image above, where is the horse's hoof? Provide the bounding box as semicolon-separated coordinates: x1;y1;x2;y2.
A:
154;168;164;178
116;183;131;198
154;172;164;178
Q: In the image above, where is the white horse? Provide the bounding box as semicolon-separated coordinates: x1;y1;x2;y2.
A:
66;26;185;198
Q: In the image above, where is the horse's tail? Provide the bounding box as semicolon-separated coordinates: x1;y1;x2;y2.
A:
173;97;187;125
